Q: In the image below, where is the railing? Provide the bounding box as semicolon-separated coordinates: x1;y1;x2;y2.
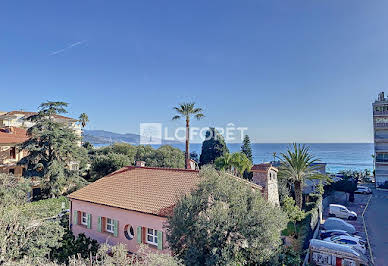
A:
374;123;388;128
374;111;388;115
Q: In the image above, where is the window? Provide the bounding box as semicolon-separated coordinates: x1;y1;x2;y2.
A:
124;224;134;240
81;212;88;226
10;147;16;159
146;228;158;245
106;218;115;233
9;169;15;175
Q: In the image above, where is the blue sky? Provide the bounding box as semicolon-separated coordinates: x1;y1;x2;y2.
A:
0;0;387;143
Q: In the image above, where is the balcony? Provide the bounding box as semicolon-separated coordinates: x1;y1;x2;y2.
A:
373;111;388;116
374;122;388;128
374;138;388;143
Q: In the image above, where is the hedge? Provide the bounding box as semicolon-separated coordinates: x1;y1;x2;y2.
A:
297;194;322;251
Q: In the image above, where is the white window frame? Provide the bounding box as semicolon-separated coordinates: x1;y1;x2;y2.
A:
106;218;115;233
146;228;158;246
81;212;88;226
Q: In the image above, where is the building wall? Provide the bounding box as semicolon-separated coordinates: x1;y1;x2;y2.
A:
71;199;170;254
0;145;25;176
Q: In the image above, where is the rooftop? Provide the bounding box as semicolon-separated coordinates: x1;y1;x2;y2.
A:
68;166;263;217
69;166;201;217
0;127;29;144
0;111;77;122
251;163;278;172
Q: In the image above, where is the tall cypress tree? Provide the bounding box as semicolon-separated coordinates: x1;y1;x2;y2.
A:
199;128;229;166
241;135;253;163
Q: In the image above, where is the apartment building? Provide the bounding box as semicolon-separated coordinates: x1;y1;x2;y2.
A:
0;127;29;176
372;92;388;186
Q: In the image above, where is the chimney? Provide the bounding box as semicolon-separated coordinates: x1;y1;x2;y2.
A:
135;161;146;167
187;159;198;170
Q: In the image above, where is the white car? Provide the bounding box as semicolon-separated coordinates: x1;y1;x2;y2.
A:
329;204;357;220
355;186;372;194
323;235;367;254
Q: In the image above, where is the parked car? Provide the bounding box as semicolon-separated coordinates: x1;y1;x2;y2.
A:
322;218;357;234
329;204;357;220
323;235;367;254
355;186;372;194
309;239;369;266
320;229;361;240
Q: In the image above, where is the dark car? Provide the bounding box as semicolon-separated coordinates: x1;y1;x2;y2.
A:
320;229;356;240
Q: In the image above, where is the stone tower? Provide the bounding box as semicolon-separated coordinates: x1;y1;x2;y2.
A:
251;163;280;206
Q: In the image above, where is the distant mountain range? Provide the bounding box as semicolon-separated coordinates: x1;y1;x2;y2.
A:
83;130;182;146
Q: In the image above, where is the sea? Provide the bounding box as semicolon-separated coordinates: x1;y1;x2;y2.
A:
169;143;374;174
95;142;374;174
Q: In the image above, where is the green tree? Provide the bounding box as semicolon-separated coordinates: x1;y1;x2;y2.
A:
278;143;327;208
166;166;287;265
332;178;357;202
241;135;253;163
20;101;88;197
215;152;252;177
0;174;64;264
199;128;229;166
78;113;89;128
172;102;204;169
281;196;305;237
91;153;132;180
215;153;234;171
152;145;185;168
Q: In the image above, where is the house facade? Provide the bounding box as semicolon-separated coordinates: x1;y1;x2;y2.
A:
0;111;82;176
0;127;29;176
68;164;278;254
0;111;82;143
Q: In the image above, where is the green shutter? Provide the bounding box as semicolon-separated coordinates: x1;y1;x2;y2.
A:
97;216;102;232
87;214;92;229
137;226;142;243
113;220;119;237
73;211;78;225
157;231;163;250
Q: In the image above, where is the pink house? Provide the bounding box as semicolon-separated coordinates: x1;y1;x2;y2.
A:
68;163;277;254
68;165;200;253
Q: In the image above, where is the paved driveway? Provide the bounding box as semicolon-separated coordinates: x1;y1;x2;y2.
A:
364;187;388;266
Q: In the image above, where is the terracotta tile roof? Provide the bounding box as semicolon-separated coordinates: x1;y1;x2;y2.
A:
0;111;77;122
69;166;264;217
251;163;278;172
0;127;29;144
68;166;201;217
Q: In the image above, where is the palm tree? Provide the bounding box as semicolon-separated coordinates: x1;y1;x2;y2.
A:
215;153;233;172
78;113;89;128
272;152;277;163
231;152;252;177
215;152;252;177
278;143;327;208
172;103;204;169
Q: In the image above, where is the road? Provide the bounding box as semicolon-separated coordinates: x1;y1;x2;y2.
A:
364;187;388;266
